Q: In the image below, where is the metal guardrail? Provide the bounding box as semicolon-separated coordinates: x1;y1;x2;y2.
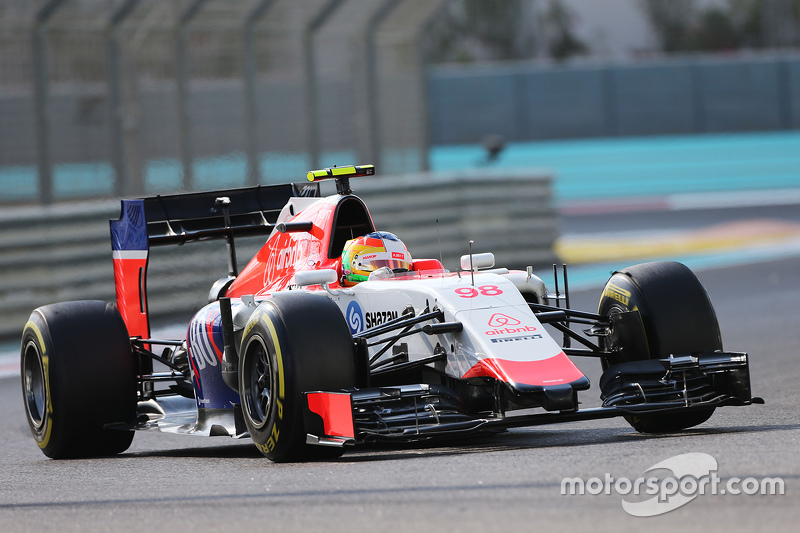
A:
0;169;556;341
0;202;117;340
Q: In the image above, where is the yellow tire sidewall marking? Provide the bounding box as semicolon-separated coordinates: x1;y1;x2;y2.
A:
25;320;53;449
252;311;286;455
260;314;285;400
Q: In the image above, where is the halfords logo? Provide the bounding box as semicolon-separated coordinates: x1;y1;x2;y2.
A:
392;252;404;259
561;453;784;517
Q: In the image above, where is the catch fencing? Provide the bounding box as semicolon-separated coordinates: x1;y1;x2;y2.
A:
3;2;800;207
0;0;446;204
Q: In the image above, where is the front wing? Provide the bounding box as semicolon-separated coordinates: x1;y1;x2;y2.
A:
303;351;762;446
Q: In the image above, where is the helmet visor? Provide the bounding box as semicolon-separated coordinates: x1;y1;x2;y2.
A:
369;259;412;272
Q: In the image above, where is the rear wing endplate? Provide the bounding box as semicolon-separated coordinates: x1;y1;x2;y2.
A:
109;182;319;338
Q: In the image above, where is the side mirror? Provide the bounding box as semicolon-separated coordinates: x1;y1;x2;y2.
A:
293;269;338;287
460;253;495;271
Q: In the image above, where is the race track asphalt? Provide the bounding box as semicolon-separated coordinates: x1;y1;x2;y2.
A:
1;254;798;532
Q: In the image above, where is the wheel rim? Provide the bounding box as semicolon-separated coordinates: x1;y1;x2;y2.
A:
22;341;46;430
243;336;272;430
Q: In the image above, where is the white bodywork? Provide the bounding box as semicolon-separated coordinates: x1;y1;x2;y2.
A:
320;269;561;381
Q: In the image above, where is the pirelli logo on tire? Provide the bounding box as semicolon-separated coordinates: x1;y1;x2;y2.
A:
604;283;631;306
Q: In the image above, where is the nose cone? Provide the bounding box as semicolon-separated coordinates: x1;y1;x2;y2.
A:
462;352;589;411
462;351;584;386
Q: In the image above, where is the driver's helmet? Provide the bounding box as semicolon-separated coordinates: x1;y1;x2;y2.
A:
341;231;412;286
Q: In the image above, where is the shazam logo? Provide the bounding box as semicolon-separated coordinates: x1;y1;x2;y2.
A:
346;301;364;334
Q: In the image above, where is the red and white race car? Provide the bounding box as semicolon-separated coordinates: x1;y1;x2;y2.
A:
20;165;761;461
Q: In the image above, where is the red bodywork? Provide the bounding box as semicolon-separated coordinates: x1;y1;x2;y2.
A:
226;194;447;298
111;251;150;340
227;196;350;298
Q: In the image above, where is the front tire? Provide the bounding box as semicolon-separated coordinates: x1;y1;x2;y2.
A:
21;301;137;458
238;293;357;462
598;261;721;433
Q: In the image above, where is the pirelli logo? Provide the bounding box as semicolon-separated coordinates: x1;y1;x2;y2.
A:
490;334;543;344
604;283;631;306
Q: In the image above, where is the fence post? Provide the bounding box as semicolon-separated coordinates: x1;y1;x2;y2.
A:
176;0;209;192
364;0;402;170
243;0;277;187
32;0;66;205
414;1;450;172
108;0;142;198
303;0;347;171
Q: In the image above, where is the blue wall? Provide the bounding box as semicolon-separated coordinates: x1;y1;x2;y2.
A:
428;55;800;145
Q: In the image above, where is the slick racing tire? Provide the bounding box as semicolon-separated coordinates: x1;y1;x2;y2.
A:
598;261;721;433
21;301;137;458
238;293;357;462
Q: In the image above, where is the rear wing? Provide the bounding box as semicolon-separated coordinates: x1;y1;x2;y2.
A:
109;182;319;339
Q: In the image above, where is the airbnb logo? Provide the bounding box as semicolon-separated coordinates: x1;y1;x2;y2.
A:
485;313;536;336
488;313;521;327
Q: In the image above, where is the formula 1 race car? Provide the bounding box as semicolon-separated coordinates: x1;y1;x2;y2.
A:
20;165;762;461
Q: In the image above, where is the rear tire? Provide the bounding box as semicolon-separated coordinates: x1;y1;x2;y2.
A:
598;261;720;433
238;293;357;462
21;301;137;458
